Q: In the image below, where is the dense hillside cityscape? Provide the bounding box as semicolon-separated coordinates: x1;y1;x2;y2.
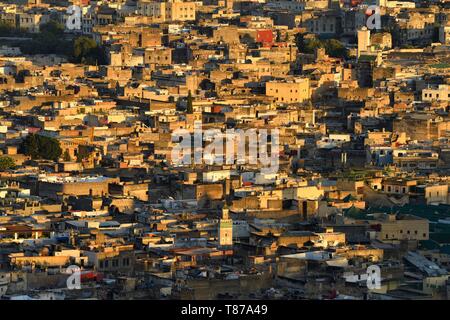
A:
0;0;450;301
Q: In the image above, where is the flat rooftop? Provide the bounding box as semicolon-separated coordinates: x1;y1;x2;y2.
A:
38;175;111;183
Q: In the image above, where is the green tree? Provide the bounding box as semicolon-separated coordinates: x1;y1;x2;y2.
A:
39;135;62;161
21;134;62;161
324;39;349;59
76;147;90;163
15;69;31;83
0;156;15;171
186;90;194;114
295;33;306;51
19;21;72;56
304;38;324;54
72;36;105;65
240;33;255;46
21;134;40;159
199;78;214;91
63;149;71;162
0;22;17;37
40;20;65;37
0;22;28;37
276;30;282;42
297;36;349;59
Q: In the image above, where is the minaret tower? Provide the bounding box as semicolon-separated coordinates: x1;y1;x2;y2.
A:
218;204;233;247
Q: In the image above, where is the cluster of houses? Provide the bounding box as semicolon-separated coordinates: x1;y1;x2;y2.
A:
0;0;449;300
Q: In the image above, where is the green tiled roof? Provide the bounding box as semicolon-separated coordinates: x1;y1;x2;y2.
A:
363;204;450;222
430;232;450;244
440;245;450;255
343;206;374;220
419;239;441;251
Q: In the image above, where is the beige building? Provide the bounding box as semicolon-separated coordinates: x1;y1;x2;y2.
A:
393;114;448;141
376;214;429;242
381;179;417;195
218;207;233;247
0;12;16;27
17;12;49;33
422;84;449;102
144;47;173;65
357;27;371;57
439;25;450;45
84;245;134;273
413;184;449;205
266;78;310;103
38;176;120;200
138;0;196;22
371;32;392;50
